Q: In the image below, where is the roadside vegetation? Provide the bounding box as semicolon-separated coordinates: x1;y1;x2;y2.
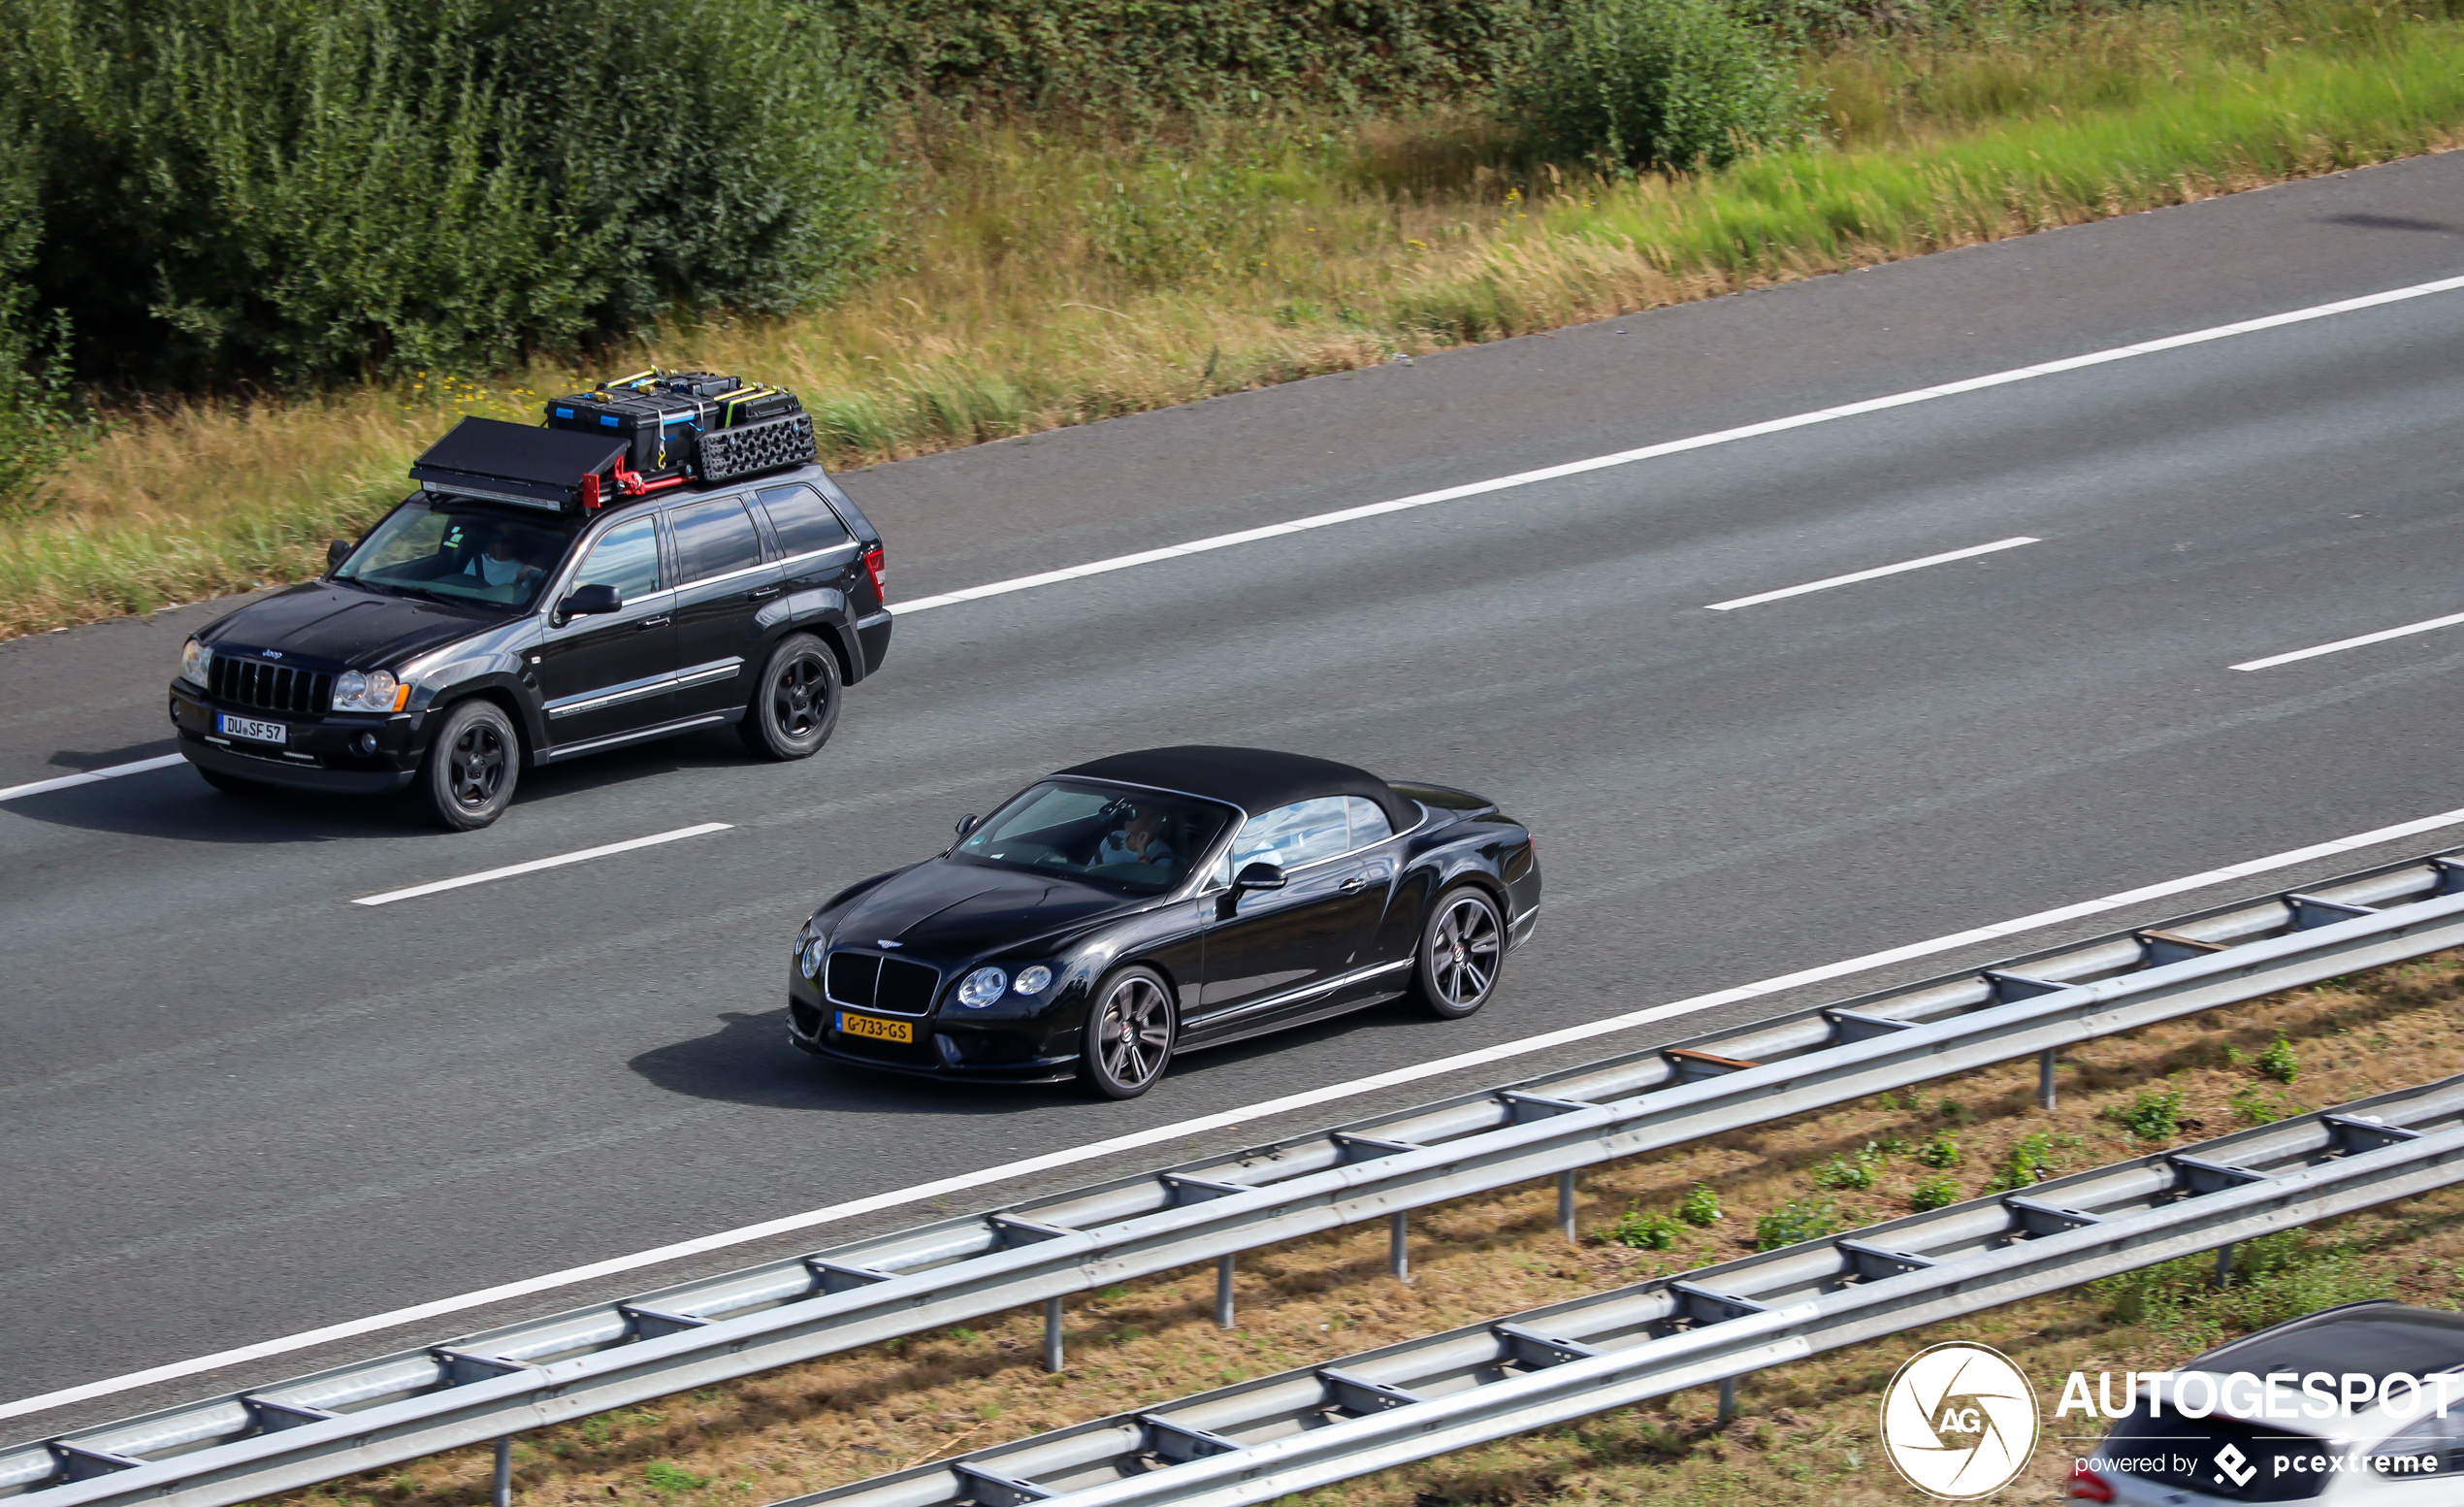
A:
5;0;2463;639
250;949;2464;1507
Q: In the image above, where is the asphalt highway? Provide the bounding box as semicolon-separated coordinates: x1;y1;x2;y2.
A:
5;150;2464;1428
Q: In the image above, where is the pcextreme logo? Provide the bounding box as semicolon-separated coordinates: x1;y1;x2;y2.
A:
1881;1342;2041;1499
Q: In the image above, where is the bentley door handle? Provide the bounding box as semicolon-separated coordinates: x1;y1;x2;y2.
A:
1339;875;1373;893
636;614;671;630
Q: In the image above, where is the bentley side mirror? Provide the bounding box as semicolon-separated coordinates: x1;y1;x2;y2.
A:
326;540;352;572
555;583;622;625
955;814;981;838
1232;862;1287;894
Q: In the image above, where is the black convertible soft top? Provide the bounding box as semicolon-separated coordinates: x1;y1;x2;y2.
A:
1059;746;1419;832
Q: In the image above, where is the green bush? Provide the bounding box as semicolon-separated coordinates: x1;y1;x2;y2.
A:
1812;1143;1885;1191
1509;0;1816;174
0;132;92;504
2092;1230;2392;1341
643;1461;709;1497
1607;1205;1684;1250
0;0;888;385
1755;1197;1839;1250
2231;1083;2298;1126
1909;1174;1960;1211
2257;1035;2300;1085
2106;1085;2190;1141
1915;1130;1961;1169
1677;1181;1723;1227
1985;1132;2060;1192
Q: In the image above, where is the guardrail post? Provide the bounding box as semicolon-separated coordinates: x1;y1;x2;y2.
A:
1389;1212;1410;1283
1043;1296;1064;1372
1718;1376;1739;1424
1558;1170;1577;1242
1216;1254;1236;1328
2038;1048;2059;1111
2214;1242;2236;1289
492;1438;511;1507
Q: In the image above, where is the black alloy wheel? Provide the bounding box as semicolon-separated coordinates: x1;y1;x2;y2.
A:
1412;885;1505;1019
418;699;519;831
741;633;841;761
1078;966;1177;1099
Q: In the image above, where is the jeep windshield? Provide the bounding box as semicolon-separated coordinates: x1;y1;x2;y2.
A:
334;495;580;612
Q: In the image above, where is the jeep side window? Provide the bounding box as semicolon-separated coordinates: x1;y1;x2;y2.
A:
757;482;853;558
666;496;763;583
576;516;662;599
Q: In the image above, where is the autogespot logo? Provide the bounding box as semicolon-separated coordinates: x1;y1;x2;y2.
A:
1881;1342;2041;1499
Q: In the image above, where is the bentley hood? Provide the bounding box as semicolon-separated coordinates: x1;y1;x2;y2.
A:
202;583;496;670
831;861;1143;960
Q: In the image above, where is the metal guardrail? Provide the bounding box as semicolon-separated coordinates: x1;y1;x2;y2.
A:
794;1073;2464;1506
15;847;2464;1507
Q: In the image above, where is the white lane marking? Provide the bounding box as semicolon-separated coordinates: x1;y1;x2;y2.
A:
892;274;2464;616
2233;608;2464;672
351;823;732;906
1704;537;2039;611
15;801;2464;1424
0;753;188;803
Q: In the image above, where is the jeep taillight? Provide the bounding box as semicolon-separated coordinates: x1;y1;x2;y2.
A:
2067;1464;2114;1502
862;543;886;603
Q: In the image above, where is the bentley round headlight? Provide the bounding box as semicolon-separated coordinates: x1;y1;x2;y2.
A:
956;966;1007;1007
801;938;827;978
1013;966;1054;996
179;637;211;686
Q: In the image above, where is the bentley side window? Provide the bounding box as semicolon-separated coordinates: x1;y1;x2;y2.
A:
1345;796;1393;850
1214;797;1351;884
575;515;663;599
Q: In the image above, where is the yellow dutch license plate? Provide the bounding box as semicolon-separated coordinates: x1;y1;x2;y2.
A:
837;1011;913;1044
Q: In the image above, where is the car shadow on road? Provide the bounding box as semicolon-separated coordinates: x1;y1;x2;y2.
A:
629;999;1443;1114
5;727;754;844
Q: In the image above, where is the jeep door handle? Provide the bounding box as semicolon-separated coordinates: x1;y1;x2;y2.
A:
637;614;671;630
1339;875;1373;893
747;585;783;601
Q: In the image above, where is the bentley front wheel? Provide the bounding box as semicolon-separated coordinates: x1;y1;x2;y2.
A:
1078;966;1177;1099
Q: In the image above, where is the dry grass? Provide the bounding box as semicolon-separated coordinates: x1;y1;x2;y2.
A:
251;949;2464;1507
11;0;2464;639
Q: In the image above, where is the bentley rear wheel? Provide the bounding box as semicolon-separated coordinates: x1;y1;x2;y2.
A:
1078;966;1177;1099
1412;885;1504;1019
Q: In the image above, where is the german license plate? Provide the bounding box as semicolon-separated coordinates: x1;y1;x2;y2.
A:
837;1011;912;1044
216;713;286;745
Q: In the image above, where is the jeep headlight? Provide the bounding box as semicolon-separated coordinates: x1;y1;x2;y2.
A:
179;637;211;686
956;966;1008;1007
331;669;405;713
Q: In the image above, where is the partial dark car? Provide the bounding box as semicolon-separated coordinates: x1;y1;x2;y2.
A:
2071;1300;2464;1504
168;443;890;830
788;746;1542;1098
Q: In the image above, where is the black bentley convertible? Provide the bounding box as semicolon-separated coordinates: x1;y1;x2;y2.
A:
788;746;1542;1098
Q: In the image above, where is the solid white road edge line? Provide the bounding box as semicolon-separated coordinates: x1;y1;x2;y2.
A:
2232;608;2464;672
892;273;2464;616
1704;537;2039;611
0;753;187;803
350;823;733;906
15;801;2464;1425
17;275;2464;804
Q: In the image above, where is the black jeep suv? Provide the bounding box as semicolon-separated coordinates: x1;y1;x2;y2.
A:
169;462;891;829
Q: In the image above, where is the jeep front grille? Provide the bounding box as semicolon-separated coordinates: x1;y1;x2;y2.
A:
211;655;333;715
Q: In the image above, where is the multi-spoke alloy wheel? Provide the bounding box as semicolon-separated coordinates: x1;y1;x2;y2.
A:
418;699;519;831
741;632;840;760
1079;966;1176;1099
1413;886;1504;1019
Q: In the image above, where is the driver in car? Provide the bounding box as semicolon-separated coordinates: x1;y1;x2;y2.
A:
1096;807;1176;870
463;528;545;590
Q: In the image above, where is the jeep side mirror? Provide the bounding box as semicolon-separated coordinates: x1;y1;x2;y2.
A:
955;813;981;838
557;583;622;623
1232;861;1287;894
326;540;352;572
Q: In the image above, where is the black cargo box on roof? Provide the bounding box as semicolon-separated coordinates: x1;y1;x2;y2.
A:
410;417;627;511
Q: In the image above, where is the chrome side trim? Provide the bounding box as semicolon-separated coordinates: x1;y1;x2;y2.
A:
1187;957;1412;1029
545;673;678;720
538;712;726;762
673;657;744;690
